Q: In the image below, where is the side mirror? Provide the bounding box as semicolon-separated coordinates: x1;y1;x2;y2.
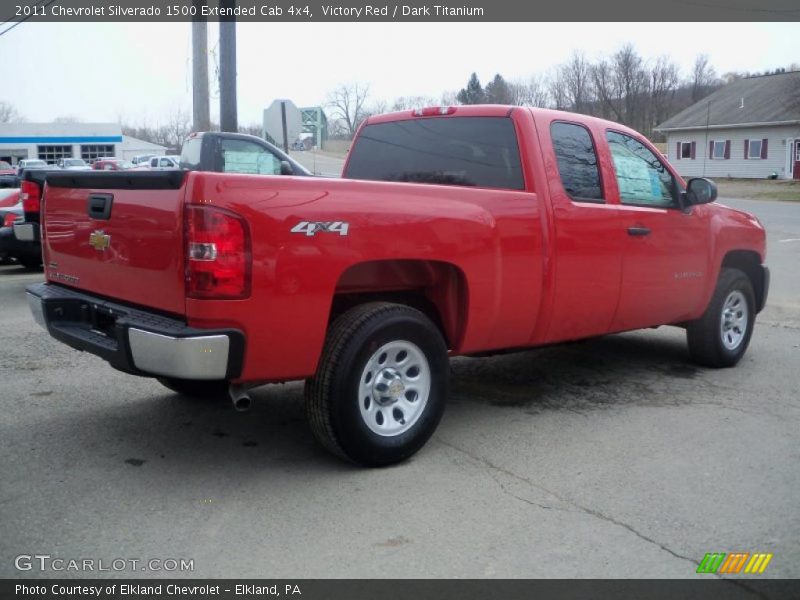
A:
685;177;717;206
280;160;294;176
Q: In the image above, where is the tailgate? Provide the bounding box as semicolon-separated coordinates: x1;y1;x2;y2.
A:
42;171;187;316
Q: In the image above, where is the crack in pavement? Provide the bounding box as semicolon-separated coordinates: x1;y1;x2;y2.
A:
436;437;772;598
437;436;695;563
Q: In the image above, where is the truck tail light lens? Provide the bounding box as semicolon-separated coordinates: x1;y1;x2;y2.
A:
20;180;40;214
3;213;17;228
412;106;457;117
185;205;251;299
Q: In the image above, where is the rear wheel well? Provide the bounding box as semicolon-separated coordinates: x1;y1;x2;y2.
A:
721;250;765;311
328;260;467;350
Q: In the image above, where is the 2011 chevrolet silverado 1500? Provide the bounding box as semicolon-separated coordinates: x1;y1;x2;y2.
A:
26;106;769;466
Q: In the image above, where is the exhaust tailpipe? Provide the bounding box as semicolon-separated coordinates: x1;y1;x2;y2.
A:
229;384;252;412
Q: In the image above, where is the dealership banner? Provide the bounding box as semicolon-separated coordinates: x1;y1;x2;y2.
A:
4;579;800;599
3;0;799;22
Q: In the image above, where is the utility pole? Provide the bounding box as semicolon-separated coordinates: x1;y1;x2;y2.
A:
191;0;210;132
219;0;238;132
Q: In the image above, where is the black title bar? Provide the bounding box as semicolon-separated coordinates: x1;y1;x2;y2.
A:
3;0;800;22
4;579;800;600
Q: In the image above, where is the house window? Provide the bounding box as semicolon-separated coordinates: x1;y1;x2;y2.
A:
712;140;727;159
81;144;115;162
680;142;693;159
746;139;767;160
37;145;73;164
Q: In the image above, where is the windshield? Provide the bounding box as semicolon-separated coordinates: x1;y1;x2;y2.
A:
64;159;86;166
24;160;47;168
0;161;11;170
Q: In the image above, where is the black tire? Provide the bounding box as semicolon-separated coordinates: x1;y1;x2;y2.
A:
305;302;449;467
19;256;43;271
686;268;756;368
158;377;229;398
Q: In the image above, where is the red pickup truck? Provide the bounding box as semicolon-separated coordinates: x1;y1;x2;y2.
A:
27;105;768;466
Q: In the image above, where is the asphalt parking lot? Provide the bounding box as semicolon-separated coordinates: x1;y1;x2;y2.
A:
0;197;798;580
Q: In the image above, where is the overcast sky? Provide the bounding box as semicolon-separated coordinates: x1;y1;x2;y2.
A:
2;22;798;126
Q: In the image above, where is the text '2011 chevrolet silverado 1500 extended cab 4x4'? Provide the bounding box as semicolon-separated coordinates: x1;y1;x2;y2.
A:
27;105;769;466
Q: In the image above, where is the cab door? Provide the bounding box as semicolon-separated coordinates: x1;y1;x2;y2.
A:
536;119;626;344
604;130;710;331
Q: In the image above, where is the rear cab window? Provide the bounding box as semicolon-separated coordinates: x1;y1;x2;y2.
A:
550;121;603;202
180;136;203;170
344;116;524;190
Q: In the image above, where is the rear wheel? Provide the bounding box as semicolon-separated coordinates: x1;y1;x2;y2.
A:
305;302;449;467
19;256;42;271
686;268;755;368
158;377;229;398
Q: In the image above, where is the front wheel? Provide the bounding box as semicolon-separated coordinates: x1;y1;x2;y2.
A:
305;302;449;467
686;268;756;368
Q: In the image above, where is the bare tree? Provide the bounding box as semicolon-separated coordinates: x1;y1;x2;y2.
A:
691;54;718;102
510;76;550;107
0;101;22;123
608;44;650;131
649;56;680;136
365;99;388;117
440;91;459;106
547;69;570;111
391;95;438;111
328;119;351;139
164;107;192;149
591;59;623;121
327;83;371;138
238;123;263;137
560;52;593;113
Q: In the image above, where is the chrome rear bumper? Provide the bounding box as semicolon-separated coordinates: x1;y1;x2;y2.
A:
26;283;244;381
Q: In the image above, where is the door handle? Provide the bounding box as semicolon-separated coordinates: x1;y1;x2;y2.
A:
627;226;651;236
88;193;113;220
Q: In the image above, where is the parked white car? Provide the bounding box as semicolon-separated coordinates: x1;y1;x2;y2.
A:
147;155;181;170
56;158;92;170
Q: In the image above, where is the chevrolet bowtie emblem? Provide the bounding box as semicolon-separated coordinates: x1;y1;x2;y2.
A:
89;230;111;251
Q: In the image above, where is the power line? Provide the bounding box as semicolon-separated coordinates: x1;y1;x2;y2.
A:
0;0;58;39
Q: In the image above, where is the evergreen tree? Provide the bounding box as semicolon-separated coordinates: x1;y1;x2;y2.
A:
484;74;513;104
456;73;485;105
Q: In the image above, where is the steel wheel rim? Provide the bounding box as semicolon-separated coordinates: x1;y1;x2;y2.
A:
720;290;748;351
358;340;431;437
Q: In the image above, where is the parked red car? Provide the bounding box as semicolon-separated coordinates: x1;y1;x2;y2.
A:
92;158;134;171
27;106;768;466
0;187;19;207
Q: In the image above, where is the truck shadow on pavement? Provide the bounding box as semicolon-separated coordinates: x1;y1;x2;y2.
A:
5;328;724;474
449;329;708;414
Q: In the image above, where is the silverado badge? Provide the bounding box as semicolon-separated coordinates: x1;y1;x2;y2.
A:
89;230;111;251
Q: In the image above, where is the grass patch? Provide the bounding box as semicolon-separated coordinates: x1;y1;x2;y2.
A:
715;179;800;202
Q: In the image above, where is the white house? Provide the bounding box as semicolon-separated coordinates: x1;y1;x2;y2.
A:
656;71;800;180
0;122;166;165
119;135;168;161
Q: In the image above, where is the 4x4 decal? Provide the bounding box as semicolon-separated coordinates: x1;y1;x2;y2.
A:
290;221;350;237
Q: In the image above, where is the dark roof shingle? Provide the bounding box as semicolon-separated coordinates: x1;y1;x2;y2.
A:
656;71;800;131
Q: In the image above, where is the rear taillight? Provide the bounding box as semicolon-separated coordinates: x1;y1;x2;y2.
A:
185;205;251;299
3;213;16;228
20;180;40;214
